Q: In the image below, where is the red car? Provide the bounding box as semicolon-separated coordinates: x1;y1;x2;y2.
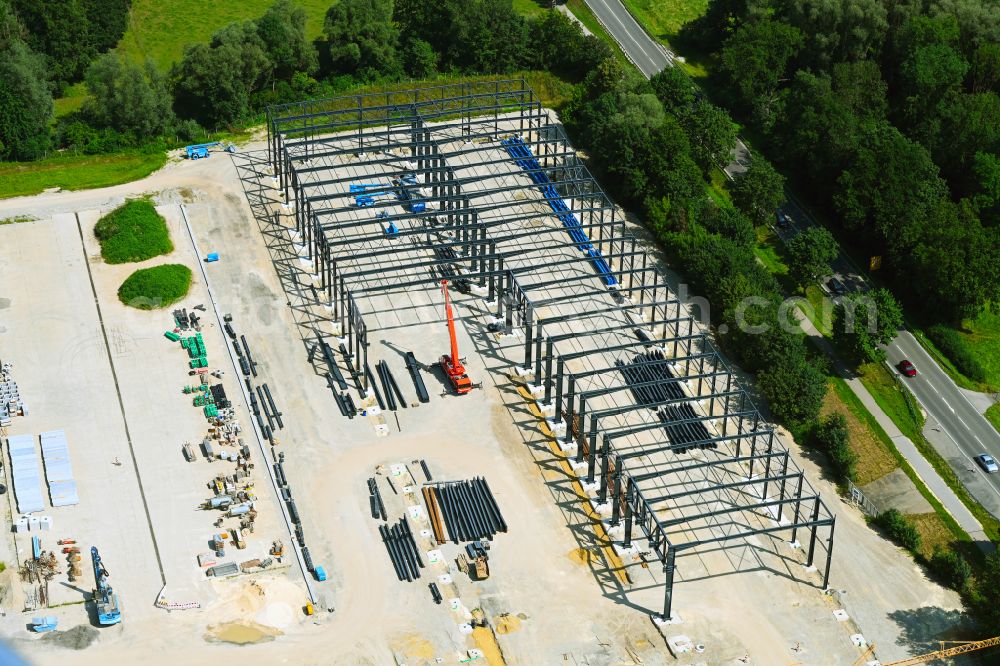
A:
898;360;917;377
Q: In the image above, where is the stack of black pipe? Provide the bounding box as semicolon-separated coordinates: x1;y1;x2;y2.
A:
615;350;685;407
380;517;423;581
433;478;506;543
659;403;715;454
376;360;407;410
367;477;386;521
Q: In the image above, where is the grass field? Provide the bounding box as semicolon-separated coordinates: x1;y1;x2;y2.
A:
117;0;333;70
95;199;173;264
987;403;1000;434
0;152;167;200
956;309;1000;391
621;0;708;44
821;380;897;485
118;264;192;309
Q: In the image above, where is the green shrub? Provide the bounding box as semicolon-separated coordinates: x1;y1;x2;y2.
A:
873;508;921;553
94;198;173;264
929;547;972;591
927;324;987;382
812;413;857;482
117;264;192;309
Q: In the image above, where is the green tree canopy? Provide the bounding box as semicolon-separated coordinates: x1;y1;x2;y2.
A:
0;38;52;160
786;227;838;288
325;0;400;79
730;156;785;227
85;54;175;138
720;18;803;123
256;0;317;79
834;288;903;363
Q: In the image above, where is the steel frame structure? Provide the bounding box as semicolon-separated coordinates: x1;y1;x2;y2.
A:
266;80;835;619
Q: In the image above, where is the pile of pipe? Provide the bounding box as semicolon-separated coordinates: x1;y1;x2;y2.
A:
659;403;715;453
373;360;407;411
615;350;685;407
380;517;423;581
423;478;506;544
367;477;386;521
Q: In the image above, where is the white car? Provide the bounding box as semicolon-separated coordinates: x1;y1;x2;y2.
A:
975;453;999;473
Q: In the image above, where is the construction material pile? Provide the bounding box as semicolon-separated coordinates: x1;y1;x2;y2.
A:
422;478;506;544
0;360;26;426
379;517;424;582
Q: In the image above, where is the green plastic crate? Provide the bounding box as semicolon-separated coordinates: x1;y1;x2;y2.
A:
164;331;180;342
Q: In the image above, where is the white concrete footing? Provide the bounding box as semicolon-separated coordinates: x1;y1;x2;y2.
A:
511;365;533;379
569;460;588;476
469;284;489;297
555;437;576;454
652;613;682;626
788;539;801;550
526;383;545;398
547;419;567;437
536;401;555;417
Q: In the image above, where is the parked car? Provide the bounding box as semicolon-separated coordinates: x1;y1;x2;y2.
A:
775;210;791;229
827;277;847;295
975;453;999;473
898;359;917;377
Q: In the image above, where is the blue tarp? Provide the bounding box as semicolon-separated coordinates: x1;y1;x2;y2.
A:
8;434;45;513
40;430;79;507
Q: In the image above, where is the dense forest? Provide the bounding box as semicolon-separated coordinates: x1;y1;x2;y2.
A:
681;0;1000;322
0;0;610;160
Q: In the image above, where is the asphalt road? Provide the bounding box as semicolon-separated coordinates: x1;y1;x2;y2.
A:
886;333;1000;512
582;0;672;77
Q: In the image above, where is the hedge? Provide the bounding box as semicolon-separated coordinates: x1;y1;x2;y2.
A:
926;325;987;383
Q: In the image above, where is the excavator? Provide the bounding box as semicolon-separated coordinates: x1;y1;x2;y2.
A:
439;280;472;395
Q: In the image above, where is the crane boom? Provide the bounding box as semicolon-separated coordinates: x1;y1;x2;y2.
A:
885;635;1000;665
440;280;472;394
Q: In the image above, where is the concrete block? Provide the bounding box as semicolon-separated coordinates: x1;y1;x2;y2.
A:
511;366;533;379
547;419;567;437
527;383;545;398
653;613;682;626
537;401;555;417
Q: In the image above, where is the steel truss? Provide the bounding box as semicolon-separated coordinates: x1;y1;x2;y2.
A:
266;79;835;619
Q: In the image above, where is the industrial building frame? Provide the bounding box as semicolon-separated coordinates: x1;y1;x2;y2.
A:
266;79;835;619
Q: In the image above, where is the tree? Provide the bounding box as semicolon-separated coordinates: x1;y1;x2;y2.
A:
757;350;826;423
786;227;838;288
324;0;400;79
730;157;785;227
970;43;1000;93
0;38;52;160
172;22;272;128
680;100;739;174
650;66;695;112
85;54;175;138
394;0;469;70
701;206;756;248
256;0;318;79
812;413;856;482
834;288;903;363
833;121;947;254
778;0;888;68
720;19;803;123
528;11;610;81
402;37;438;79
83;0;131;53
978;549;1000;632
463;0;530;74
12;0;93;86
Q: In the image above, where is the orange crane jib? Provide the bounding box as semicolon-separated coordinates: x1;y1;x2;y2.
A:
440;280;473;394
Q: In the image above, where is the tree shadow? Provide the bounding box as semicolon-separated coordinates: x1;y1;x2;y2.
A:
887;606;976;656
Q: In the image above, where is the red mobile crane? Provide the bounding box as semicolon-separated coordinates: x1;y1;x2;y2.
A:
440;280;473;394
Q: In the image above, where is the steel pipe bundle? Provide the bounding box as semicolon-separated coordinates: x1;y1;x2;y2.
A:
615;351;685;406
428;582;443;604
377;360;407;409
380;517;423;581
262;383;284;429
367;478;386;521
426;478;506;543
376;361;397;411
365;362;386;410
241;335;258;377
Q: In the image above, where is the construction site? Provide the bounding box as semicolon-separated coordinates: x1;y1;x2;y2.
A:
0;80;984;665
